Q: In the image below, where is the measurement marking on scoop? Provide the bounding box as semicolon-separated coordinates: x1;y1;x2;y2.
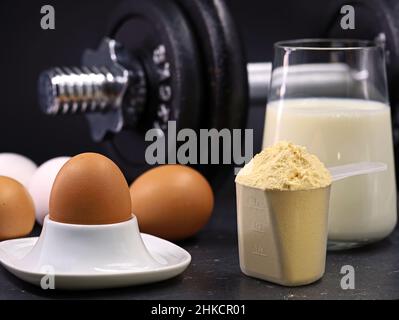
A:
252;221;266;233
252;244;268;257
245;195;267;210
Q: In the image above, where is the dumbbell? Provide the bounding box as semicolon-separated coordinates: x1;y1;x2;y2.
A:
38;0;399;180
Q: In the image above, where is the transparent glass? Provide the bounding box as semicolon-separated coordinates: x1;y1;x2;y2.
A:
262;39;397;250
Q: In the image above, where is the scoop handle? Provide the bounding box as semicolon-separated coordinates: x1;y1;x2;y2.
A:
328;162;387;182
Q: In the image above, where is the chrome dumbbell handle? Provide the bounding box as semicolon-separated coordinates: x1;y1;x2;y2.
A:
247;62;272;105
39;56;359;119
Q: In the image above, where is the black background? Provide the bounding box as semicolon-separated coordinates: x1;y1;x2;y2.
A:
0;0;335;166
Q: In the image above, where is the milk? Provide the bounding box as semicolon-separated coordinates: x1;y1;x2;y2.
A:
263;98;397;245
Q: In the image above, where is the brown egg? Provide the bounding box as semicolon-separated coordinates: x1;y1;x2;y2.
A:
0;176;35;241
130;165;214;241
49;153;132;225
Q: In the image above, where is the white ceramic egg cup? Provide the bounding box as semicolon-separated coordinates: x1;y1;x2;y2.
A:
0;216;191;290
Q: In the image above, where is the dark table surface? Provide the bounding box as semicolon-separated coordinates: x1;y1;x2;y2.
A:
0;175;398;300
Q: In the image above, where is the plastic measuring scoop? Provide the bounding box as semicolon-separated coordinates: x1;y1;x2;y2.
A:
235;160;387;286
328;162;387;182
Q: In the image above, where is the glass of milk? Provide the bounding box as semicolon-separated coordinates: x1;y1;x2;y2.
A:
262;39;397;249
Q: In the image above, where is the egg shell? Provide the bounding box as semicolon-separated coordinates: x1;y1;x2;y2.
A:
0;176;35;241
28;157;71;225
49;153;132;225
130;165;214;241
0;153;37;187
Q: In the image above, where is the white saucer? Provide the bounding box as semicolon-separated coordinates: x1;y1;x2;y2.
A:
0;217;191;290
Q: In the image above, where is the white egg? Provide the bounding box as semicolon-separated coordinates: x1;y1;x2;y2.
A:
28;157;70;225
0;153;37;187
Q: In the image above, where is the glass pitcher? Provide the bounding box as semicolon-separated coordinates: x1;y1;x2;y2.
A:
262;39;397;250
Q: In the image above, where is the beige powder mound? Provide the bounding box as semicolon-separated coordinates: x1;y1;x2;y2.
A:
236;141;332;191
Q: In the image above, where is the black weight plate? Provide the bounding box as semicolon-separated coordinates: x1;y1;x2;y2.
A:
172;0;249;183
325;0;399;95
103;0;204;181
175;0;249;131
